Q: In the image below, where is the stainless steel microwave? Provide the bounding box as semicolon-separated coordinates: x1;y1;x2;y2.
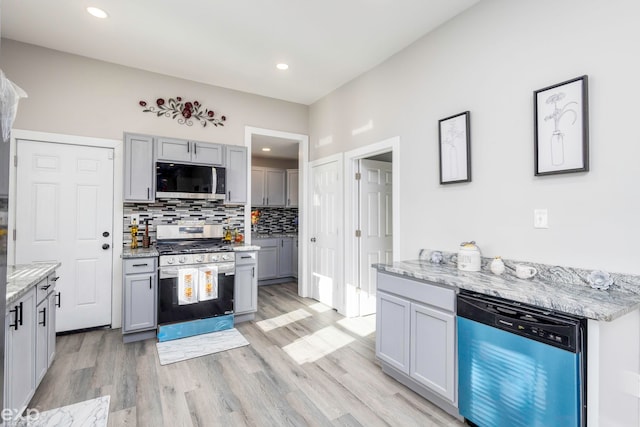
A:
156;162;226;200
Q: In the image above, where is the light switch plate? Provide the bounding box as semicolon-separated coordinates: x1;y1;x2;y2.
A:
130;214;140;225
534;209;548;229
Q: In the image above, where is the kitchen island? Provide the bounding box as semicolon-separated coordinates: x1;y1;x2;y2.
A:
374;255;640;427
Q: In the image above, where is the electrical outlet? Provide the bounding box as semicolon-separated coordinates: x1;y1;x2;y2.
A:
130;214;140;225
534;209;548;229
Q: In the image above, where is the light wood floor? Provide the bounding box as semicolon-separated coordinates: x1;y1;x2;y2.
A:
29;282;465;427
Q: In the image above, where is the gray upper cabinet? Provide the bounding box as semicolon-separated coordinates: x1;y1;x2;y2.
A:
252;167;286;206
124;133;154;202
156;137;223;165
225;145;247;204
286;169;299;207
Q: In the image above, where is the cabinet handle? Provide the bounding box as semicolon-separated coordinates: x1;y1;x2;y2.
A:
39;307;47;327
241;255;251;259
187;143;190;153
9;305;19;330
288;198;290;205
41;284;51;291
266;197;269;205
228;191;231;200
56;292;61;308
149;277;152;289
194;144;197;155
133;263;148;267
17;302;24;326
252;267;255;278
51;276;60;282
147;187;150;199
281;240;283;247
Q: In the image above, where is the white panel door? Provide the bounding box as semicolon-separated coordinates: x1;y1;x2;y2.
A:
16;140;114;332
358;159;393;316
310;160;341;309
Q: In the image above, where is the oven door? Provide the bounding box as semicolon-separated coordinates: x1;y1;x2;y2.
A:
158;262;235;325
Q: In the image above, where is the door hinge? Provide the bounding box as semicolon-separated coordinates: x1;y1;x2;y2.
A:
13;229;16;241
355;229;361;238
355;172;361;180
14;155;17;167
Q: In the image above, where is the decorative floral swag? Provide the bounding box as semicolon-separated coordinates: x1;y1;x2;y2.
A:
139;97;227;127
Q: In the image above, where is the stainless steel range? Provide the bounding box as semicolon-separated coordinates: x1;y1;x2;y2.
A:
156;224;235;328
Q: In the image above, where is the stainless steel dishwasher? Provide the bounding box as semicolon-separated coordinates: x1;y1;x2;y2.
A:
457;291;587;427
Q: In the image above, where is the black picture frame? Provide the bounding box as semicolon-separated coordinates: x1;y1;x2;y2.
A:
534;75;589;176
438;111;471;184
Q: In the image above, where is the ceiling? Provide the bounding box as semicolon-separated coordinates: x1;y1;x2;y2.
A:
251;134;299;160
1;0;479;106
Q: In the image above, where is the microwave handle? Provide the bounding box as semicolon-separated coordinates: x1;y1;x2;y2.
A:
212;168;217;195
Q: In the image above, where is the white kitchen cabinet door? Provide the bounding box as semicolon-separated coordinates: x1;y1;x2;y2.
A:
5;288;36;416
156;137;191;162
410;302;456;402
225;145;247;204
286;169;299;207
124;133;154;202
192;141;223;165
265;169;286;206
376;291;410;374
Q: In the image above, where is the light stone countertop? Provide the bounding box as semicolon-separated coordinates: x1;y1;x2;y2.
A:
122;246;160;259
374;259;640;322
7;262;61;306
252;233;298;239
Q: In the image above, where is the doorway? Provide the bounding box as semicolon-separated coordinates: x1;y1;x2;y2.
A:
244;127;309;297
344;136;400;317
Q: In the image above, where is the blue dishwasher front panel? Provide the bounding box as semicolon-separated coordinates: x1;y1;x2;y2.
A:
458;317;581;427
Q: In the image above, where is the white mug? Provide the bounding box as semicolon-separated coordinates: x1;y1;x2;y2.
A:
515;264;537;279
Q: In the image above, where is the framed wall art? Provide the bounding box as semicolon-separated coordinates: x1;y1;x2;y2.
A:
439;111;471;184
534;75;589;175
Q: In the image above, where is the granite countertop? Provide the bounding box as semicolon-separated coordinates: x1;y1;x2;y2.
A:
252;233;298;239
374;259;640;322
7;262;61;306
231;244;261;251
122;246;160;259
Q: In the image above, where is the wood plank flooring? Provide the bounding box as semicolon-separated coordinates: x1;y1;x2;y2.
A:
29;282;465;427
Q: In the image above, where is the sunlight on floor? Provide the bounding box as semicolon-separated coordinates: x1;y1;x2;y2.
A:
308;302;332;313
283;325;355;364
256;308;313;332
337;314;376;337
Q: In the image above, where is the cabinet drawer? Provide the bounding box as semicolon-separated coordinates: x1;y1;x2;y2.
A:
124;258;157;274
35;276;56;305
236;252;257;266
377;272;455;312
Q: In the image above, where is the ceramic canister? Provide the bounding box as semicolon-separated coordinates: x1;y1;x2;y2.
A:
457;241;481;272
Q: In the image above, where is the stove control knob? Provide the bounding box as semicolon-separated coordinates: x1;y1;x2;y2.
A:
166;257;175;265
195;255;204;263
210;254;220;262
178;256;187;264
222;254;232;261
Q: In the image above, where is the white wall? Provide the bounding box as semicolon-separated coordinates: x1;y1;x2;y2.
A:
309;0;640;274
0;39;308;144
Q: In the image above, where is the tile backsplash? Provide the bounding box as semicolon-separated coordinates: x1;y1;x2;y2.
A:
123;198;244;246
252;207;298;234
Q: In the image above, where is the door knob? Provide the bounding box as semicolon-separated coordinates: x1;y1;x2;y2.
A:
102;243;110;250
103;231;110;237
310;237;316;242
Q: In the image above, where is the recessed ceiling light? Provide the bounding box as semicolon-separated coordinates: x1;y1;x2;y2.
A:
276;63;289;71
262;148;272;152
87;7;109;19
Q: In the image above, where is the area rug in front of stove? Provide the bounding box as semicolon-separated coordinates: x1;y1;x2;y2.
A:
156;328;250;365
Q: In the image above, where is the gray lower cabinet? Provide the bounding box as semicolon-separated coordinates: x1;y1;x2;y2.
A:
225;145;247;204
235;251;258;322
35;276;57;386
257;237;296;283
257;240;279;280
4;287;37;418
122;257;158;342
376;271;457;415
124;133;154;202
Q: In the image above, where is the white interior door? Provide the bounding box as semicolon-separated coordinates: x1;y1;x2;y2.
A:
15;140;114;332
358;159;393;316
309;159;342;309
